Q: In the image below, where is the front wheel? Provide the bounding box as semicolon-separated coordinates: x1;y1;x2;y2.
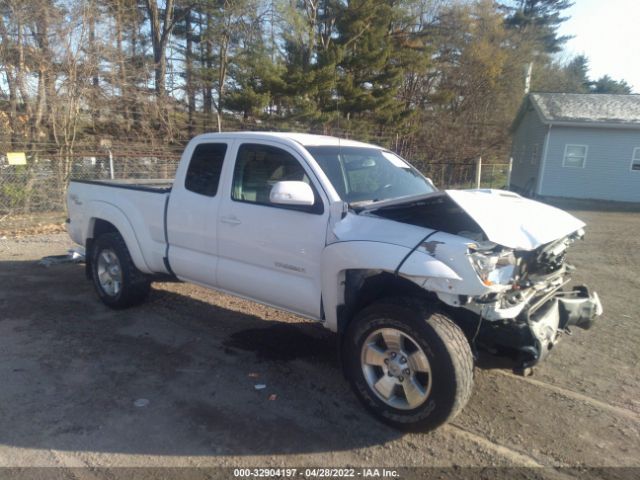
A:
343;299;474;431
91;232;151;309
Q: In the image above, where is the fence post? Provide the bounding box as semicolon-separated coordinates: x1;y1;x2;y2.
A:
506;157;513;190
475;157;482;189
108;149;114;180
100;139;114;180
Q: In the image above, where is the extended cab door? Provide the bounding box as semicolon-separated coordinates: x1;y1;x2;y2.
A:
166;140;231;286
217;142;329;319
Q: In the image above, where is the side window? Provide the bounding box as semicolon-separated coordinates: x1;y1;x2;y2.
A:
562;144;587;168
185;143;227;196
631;147;640;171
232;144;321;213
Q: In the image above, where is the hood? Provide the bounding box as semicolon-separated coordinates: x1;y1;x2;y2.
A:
354;189;585;251
444;189;585;250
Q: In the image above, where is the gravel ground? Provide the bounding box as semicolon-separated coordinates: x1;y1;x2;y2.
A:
0;207;639;478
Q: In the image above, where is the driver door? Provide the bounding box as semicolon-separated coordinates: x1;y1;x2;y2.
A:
216;142;329;319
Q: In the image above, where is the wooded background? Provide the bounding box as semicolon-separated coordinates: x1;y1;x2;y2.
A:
0;0;633;220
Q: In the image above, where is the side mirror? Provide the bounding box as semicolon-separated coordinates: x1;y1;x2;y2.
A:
270;181;315;206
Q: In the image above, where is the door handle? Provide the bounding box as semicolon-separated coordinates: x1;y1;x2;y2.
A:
221;215;242;226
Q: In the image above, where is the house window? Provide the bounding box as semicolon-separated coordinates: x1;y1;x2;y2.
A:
632;148;640;171
563;144;587;168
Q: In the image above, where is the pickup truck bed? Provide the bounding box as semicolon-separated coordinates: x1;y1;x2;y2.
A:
68;179;172;276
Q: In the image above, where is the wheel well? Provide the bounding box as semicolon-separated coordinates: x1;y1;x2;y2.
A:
336;270;436;334
92;218;118;239
85;219;119;279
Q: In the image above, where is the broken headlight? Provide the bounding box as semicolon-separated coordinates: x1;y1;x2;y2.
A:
468;244;517;286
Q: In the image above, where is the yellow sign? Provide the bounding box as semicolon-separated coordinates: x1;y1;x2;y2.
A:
7;152;27;165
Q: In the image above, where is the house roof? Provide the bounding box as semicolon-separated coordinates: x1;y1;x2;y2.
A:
514;93;640;130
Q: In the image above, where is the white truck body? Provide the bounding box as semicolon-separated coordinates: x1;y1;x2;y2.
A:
67;132;602;430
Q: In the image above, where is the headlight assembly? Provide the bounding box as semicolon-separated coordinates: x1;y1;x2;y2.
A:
468;244;517;286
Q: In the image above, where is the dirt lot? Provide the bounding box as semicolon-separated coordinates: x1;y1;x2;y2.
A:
0;207;639;477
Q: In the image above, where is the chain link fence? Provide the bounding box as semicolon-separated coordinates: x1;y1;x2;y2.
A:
0;149;182;230
0;146;510;231
416;161;510;190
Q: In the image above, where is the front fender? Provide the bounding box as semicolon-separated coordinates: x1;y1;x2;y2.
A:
321;241;461;332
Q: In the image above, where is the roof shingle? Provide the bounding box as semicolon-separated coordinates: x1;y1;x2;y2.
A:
530;93;640;126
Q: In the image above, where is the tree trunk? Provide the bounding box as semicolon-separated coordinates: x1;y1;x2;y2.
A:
130;12;141;130
185;8;195;137
115;0;130;131
15;19;33;122
5;70;18;147
88;2;99;128
153;51;167;98
213;22;230;133
144;0;176;98
144;0;178;136
203;11;213;126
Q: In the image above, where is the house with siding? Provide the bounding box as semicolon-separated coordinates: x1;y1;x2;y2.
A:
510;93;640;202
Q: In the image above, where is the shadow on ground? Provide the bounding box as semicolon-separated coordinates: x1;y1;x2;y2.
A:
0;260;403;457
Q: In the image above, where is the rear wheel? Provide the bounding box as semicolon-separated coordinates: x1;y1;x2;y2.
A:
91;232;151;309
343;298;474;431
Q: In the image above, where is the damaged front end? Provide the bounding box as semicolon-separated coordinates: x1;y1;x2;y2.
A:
353;189;602;371
466;232;603;369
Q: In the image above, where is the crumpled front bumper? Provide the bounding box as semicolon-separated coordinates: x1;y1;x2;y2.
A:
557;285;603;330
524;285;603;367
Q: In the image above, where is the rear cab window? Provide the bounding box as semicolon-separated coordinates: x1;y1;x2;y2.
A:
185;143;228;196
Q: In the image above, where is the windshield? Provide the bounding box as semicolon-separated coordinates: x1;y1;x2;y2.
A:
305;146;436;205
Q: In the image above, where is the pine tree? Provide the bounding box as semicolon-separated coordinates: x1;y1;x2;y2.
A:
225;35;285;122
591;75;632;94
504;0;573;53
275;0;340;126
563;55;591;92
332;0;409;133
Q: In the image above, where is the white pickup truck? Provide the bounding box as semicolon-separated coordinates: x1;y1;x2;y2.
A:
67;132;602;431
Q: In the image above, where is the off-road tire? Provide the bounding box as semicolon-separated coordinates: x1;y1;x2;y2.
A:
91;232;151;309
343;298;474;431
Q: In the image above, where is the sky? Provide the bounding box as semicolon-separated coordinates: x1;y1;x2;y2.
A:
558;0;640;93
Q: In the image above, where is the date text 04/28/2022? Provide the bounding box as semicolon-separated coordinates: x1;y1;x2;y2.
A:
233;468;400;478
